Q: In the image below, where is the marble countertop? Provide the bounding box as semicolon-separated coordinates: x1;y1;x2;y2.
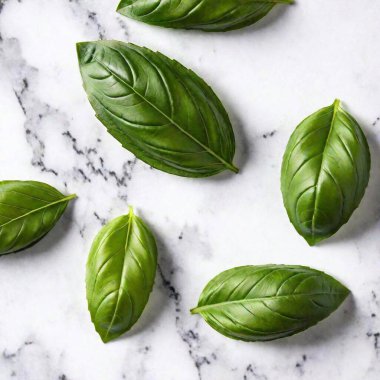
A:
1;0;380;379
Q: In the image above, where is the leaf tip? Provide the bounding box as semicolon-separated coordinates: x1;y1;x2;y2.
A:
99;334;111;344
341;284;351;299
304;237;316;246
305;234;327;247
190;307;199;315
333;98;341;109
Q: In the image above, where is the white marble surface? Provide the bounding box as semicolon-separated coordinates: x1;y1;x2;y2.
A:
0;0;380;379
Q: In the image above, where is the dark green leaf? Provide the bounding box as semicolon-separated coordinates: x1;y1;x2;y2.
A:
117;0;294;32
0;181;76;255
86;207;157;343
281;100;370;246
77;40;238;177
191;265;349;342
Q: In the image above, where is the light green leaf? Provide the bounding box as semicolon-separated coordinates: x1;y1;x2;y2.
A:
86;207;157;343
0;181;75;255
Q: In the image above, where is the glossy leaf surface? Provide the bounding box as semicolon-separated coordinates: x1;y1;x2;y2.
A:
281;100;370;246
191;265;349;342
0;181;75;255
117;0;293;32
86;208;157;343
77;40;237;177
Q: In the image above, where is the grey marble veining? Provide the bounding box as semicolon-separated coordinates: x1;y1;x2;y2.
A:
1;0;380;379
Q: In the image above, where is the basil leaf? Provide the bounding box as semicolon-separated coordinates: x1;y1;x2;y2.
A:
77;40;238;177
0;181;76;255
281;100;371;246
86;207;157;343
191;265;349;342
117;0;294;32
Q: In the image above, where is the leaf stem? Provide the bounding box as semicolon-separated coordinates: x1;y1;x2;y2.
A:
225;162;239;174
66;193;77;201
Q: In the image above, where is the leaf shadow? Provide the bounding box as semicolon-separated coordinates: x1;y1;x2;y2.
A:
0;200;77;262
320;125;380;246
117;221;173;339
262;293;356;348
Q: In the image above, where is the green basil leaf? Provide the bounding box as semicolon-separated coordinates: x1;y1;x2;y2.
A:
191;265;349;342
0;180;76;255
86;207;157;343
281;100;370;246
117;0;294;32
77;40;238;177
